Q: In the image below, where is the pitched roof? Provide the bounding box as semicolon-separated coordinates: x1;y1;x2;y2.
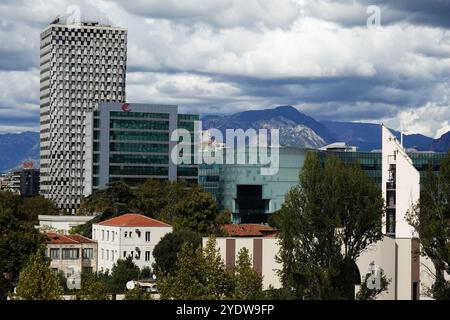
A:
97;213;172;228
46;232;96;244
223;224;277;237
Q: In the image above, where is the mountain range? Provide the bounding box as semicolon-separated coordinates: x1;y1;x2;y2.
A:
202;105;449;152
1;106;449;173
0;131;40;173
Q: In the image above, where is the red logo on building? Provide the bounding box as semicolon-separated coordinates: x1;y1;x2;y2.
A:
22;160;34;169
121;103;131;112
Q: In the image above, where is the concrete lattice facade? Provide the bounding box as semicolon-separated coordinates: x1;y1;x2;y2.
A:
40;19;127;212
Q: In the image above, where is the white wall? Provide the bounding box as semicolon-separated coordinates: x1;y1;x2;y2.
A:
356;236;397;300
93;224;172;272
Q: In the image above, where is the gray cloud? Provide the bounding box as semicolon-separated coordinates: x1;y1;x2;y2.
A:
0;0;449;137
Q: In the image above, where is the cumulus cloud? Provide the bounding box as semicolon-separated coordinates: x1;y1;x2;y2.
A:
0;0;449;137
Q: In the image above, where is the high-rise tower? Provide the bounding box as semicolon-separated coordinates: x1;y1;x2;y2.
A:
40;17;127;212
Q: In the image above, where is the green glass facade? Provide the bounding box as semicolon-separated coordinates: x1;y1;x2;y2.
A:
89;102;199;192
316;150;447;187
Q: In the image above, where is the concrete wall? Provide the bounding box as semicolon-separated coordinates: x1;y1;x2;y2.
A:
47;242;97;277
203;237;282;290
38;215;96;234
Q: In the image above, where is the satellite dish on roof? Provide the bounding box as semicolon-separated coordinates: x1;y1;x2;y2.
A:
126;280;136;290
67;274;81;290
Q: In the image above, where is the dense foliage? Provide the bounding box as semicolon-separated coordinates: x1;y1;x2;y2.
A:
157;236;263;300
74;180;230;237
13;251;62;300
153;230;202;275
272;152;385;299
0;192;55;299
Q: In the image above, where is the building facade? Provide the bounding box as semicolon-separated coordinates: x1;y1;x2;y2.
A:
92;213;172;272
38;214;96;234
45;232;97;283
84;102;199;195
40;18;127;212
9;168;40;197
199;147;307;224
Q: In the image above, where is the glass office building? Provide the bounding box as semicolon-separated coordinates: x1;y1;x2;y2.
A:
84;102;198;195
199;147;307;224
316;149;446;187
199;145;448;224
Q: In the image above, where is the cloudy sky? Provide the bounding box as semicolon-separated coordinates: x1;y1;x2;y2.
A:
1;0;450;138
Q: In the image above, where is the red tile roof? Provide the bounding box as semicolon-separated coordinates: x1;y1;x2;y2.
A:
46;232;96;244
223;224;277;237
97;213;172;228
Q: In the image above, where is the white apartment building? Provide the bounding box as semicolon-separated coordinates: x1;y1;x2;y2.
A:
40;17;127;213
92;213;172;272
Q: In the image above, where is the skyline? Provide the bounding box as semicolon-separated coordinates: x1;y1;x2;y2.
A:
1;0;450;137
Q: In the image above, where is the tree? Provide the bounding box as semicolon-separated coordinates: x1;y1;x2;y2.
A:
232;247;264;300
79;271;111;300
74;180;228;237
139;267;153;279
167;186;229;235
272;152;384;299
158;236;233;300
152;230;202;275
13;251;62;300
109;257;140;294
18;196;60;223
74;181;136;236
356;267;390;300
0;209;45;295
124;286;153;300
406;152;450;299
0;191;60;223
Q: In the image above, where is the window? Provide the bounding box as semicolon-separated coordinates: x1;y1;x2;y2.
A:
145;251;151;262
124;231;127;238
50;248;60;259
106;250;109;260
112;232;114;242
112;250;115;261
83;248;93;259
82;267;93;274
107;231;110;241
102;230;104;240
123;251;127;258
145;232;151;242
62;248;79;260
102;249;104;260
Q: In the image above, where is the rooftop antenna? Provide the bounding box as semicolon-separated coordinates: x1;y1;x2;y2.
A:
400;124;408;147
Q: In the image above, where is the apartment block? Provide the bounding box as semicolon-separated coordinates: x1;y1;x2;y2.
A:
40;18;127;212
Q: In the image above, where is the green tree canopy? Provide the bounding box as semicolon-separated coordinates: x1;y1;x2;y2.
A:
14;251;62;300
166;186;230;235
272;152;384;300
152;230;202;275
232;247;264;300
75;180;230;237
109;257;140;294
79;271;111;300
158;236;234;300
